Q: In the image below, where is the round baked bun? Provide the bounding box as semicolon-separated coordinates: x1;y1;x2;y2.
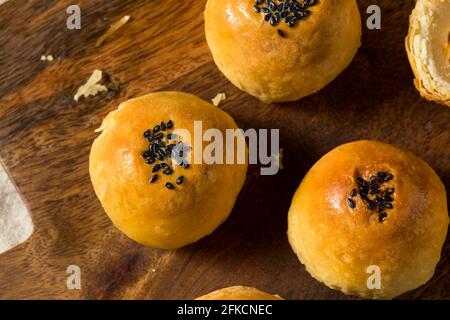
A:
287;140;448;299
196;286;283;300
405;0;450;106
90;92;248;249
204;0;361;103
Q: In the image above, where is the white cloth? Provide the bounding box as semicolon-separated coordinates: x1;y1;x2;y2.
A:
0;165;33;254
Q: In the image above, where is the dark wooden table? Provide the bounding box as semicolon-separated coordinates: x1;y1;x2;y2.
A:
0;0;449;299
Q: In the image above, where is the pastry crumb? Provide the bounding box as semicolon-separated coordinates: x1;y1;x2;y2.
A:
40;55;54;61
96;15;130;47
212;92;227;106
74;69;108;102
151;268;157;273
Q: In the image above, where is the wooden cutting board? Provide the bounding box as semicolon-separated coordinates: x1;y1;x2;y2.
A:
0;0;449;300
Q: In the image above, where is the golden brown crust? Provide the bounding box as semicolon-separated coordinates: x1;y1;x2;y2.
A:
205;0;361;103
196;286;283;300
287;140;449;299
89;92;248;249
405;0;450;106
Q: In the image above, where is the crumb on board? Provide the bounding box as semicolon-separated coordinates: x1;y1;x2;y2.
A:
151;268;157;273
211;92;227;106
74;69;108;102
40;55;54;61
96;15;130;47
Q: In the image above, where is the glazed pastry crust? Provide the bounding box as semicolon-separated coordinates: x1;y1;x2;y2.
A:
205;0;361;103
287;140;449;299
406;0;450;106
196;286;283;300
90;92;248;249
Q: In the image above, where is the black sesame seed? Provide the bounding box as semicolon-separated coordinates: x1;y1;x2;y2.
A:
269;15;277;26
154;132;164;140
383;195;394;202
350;188;357;197
253;5;261;13
144;130;152;139
377;172;387;179
370;186;379;194
294;11;305;19
145;157;156;165
160;121;166;131
384;174;394;182
151;143;159;153
363;198;374;210
142;150;152;159
356;177;366;186
383;203;393;209
288;4;294;12
167;133;177;140
176;176;184;185
163;168;174;175
268;1;276;10
347;198;356;209
152;164;161;173
165;182;175;190
375;196;383;204
153;125;161;133
150;175;158;183
264;13;272;21
156;151;165;161
157;139;166;148
261;7;270;13
378;212;387;223
167;143;177;150
166;120;174;129
277;29;286;38
183;162;190;169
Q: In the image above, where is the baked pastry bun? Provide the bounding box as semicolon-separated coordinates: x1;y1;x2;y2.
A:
287;140;448;299
406;0;450;106
204;0;361;103
196;286;283;300
90;92;247;249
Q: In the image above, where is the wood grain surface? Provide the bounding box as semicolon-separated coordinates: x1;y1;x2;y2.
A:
0;0;449;300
